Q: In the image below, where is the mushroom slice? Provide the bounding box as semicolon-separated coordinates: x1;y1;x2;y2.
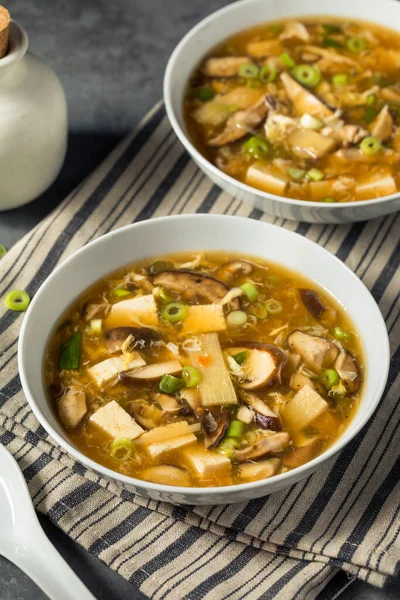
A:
280;72;335;119
264;113;298;144
105;326;160;353
370;105;394;142
201;56;252;77
240;390;281;431
233;432;290;462
246;39;283;57
302;45;357;67
201;409;229;449
299;289;336;324
226;343;287;390
216;260;253;282
290;371;316;392
279;20;310;43
287;129;337;159
153;269;239;309
140;465;192;487
119;360;182;383
154;393;182;413
334;346;360;393
287;330;338;373
58;387;87;429
381;85;400;103
320;124;369;147
282;435;322;469
208;95;269;146
246;162;289;195
237;458;281;481
355;169;397;200
83;302;108;321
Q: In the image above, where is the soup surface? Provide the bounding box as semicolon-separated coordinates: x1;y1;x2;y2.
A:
184;17;400;203
45;252;363;487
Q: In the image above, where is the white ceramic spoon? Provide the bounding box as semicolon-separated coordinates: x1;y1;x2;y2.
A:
0;444;96;600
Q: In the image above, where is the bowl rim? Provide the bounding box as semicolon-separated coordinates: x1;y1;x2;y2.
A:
163;0;400;210
18;214;390;498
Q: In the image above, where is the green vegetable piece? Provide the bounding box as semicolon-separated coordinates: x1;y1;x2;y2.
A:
227;310;248;326
218;437;240;459
292;64;321;88
267;274;280;286
110;438;135;460
322;24;342;34
249;303;269;319
0;244;7;259
320;368;340;389
279;52;296;68
265;299;283;315
232;350;248;365
242;136;269;159
226;420;245;438
148;260;173;275
113;288;130;297
193;88;215;102
333;326;352;343
5;290;31;312
240;282;259;303
306;168;324;182
332;74;348;86
59;331;82;371
365;94;376;106
360;136;382;155
347;37;367;53
162;302;187;323
321;197;337;203
159;287;174;303
159;374;184;394
238;63;260;78
288;167;306;180
182;366;202;388
323;38;343;48
363;106;377;124
269;23;284;33
260;64;278;83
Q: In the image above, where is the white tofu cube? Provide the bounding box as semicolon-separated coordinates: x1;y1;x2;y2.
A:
355;169;396;200
90;400;144;440
182;304;226;335
145;434;197;460
106;295;159;328
181;446;232;479
88;353;146;387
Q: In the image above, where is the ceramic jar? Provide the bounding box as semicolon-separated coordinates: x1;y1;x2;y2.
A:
0;20;67;211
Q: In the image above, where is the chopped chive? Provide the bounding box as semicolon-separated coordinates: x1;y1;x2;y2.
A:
232;350;248;365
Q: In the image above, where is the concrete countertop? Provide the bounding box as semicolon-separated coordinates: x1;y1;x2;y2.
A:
0;1;399;598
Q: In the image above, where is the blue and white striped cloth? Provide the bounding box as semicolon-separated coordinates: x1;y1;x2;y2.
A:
0;102;399;600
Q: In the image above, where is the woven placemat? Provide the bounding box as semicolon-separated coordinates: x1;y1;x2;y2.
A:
0;102;399;600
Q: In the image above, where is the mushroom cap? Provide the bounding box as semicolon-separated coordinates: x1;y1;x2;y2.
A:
226;342;287;390
105;326;160;353
233;432;290;462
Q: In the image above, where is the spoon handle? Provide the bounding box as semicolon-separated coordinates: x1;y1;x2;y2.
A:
8;528;96;600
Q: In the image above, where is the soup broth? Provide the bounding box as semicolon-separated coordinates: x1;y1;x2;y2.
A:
45;252;364;487
184;17;400;203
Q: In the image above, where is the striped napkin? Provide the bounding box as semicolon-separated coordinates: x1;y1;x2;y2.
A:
0;102;399;600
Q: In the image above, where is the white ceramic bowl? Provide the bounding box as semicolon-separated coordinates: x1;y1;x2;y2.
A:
164;0;400;224
19;215;389;505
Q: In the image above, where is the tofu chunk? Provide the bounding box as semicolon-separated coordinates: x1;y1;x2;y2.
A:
288;129;336;159
88;354;146;387
90;400;144;440
246;162;289;195
355;169;396;200
144;434;198;460
182;445;232;479
282;385;329;433
282;435;322;468
182;304;226;335
106;295;159;329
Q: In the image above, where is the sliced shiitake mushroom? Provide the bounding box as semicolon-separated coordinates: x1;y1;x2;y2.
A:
299;289;336;324
119;360;182;384
239;390;281;431
153;270;239;308
334;345;360;393
216;260;253;283
233;432;290;462
226;342;287;390
105;326;160;353
287;330;338;373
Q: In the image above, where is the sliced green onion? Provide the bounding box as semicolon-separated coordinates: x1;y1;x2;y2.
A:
238;63;260;78
320;368;340;389
288;167;306;180
90;319;102;334
365;94;376;106
242;136;269;159
5;290;30;312
292;64;321;88
232;350;248;365
0;244;6;259
249;302;269;319
59;331;82;371
226;420;245;438
159;374;184;394
148;260;173;275
159;287;174;303
218;437;240;459
279;52;296;68
322;38;343;48
269;23;284;33
360;136;382;155
333;326;352;343
113;288;130;297
321;197;337;203
265;299;283;315
227;310;248;326
322;24;342;34
193;88;215;102
182;366;202;388
332;74;348;86
162;302;187;323
346;37;367;53
260;64;278;83
110;438;135;460
240;282;259;303
300;114;323;130
363;107;377;123
306;168;324;182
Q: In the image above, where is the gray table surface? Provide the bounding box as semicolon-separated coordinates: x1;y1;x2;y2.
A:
0;1;399;598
